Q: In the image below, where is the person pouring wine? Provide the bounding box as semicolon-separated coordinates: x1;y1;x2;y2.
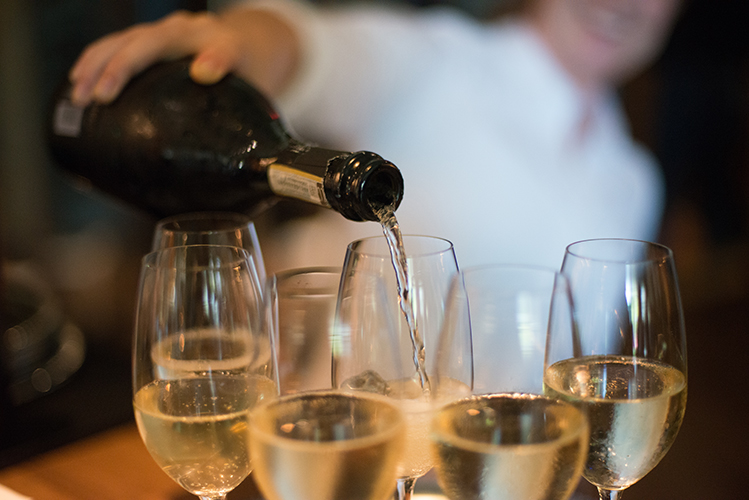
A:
63;0;682;272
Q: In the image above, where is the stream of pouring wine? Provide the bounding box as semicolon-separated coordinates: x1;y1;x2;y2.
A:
376;208;431;395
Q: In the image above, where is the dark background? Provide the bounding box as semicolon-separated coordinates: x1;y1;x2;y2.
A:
1;0;747;498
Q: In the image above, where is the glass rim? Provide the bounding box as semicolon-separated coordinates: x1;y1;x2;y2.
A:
272;266;342;281
141;244;253;268
155;211;256;233
454;264;571;297
346;234;455;258
565;238;674;264
270;266;342;297
458;263;564;278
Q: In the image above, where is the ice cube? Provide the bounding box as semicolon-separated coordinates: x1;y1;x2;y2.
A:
340;370;391;395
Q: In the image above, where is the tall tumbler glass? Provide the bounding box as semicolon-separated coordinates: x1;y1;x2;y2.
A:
267;267;341;395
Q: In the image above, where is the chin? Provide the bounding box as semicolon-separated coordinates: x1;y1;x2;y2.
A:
578;30;660;87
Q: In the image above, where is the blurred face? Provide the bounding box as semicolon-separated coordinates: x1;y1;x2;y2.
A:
527;0;681;92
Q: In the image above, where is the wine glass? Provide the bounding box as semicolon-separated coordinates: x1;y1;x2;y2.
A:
249;390;405;500
432;264;588;500
132;244;278;500
332;234;469;500
267;267;341;394
151;211;266;285
545;239;688;500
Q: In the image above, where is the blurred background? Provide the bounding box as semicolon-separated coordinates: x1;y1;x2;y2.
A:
0;0;747;498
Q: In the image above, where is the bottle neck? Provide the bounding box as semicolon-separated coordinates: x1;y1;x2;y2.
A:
266;142;342;209
266;146;404;222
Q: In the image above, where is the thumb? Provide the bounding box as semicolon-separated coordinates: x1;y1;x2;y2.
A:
189;49;233;84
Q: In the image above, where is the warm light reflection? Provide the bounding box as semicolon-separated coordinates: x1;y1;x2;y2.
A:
127;111;156;138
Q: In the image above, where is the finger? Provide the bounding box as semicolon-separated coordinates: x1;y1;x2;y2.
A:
89;23;189;103
90;12;228;103
69;29;135;83
69;30;143;105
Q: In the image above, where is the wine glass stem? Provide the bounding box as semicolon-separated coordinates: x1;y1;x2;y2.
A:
395;477;417;500
597;488;623;500
199;496;226;500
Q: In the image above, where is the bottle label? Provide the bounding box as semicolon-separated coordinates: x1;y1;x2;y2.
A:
52;99;85;138
268;164;330;207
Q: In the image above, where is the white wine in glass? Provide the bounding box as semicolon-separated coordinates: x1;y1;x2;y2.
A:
545;238;687;500
249;390;405;500
133;245;278;500
433;264;587;500
544;356;685;490
432;393;588;500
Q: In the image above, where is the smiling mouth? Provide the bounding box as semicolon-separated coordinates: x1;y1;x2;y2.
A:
577;1;639;45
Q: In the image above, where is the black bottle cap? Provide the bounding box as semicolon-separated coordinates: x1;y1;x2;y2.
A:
324;151;404;222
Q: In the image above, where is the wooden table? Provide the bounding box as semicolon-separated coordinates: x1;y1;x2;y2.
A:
0;423;595;500
0;424;448;500
0;424;264;500
0;426;447;500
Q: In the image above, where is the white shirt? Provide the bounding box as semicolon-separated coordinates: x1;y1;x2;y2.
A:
250;1;665;273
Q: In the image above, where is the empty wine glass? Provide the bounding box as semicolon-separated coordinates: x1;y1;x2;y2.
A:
332;235;469;500
249;390;405;500
151;211;266;285
267;267;341;394
432;265;588;500
132;245;278;500
545;239;688;500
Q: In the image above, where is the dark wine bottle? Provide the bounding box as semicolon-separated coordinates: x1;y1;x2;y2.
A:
47;59;403;221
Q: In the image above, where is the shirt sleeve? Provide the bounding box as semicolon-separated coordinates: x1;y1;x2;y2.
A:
242;0;479;147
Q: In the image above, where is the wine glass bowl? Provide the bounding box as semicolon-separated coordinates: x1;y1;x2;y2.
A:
332;234;467;500
438;264;577;396
433;264;586;500
545;238;687;499
132;244;277;500
249;390;405;500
